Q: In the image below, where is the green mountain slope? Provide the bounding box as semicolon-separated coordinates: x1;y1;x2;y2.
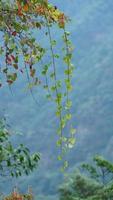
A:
0;0;113;199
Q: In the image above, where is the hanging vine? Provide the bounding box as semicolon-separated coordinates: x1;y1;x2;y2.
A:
0;0;76;170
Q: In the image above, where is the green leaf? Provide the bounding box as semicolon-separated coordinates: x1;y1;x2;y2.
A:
51;40;56;46
65;113;72;120
51;85;56;92
57;155;62;161
64;69;73;76
50;72;55;78
54;54;60;59
65;79;73;91
56;139;62;147
63;53;72;64
65;100;72;110
70;128;76;135
68;138;76;148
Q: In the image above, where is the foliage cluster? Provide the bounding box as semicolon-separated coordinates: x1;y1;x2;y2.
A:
4;187;33;200
59;156;113;200
0;118;40;178
0;0;76;169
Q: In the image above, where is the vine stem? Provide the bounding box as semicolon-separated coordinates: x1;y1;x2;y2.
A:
40;58;53;101
19;33;40;107
23;52;40;107
63;27;70;103
10;32;40;108
63;26;74;148
45;14;63;150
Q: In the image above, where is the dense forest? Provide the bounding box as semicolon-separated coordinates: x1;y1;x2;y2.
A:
0;0;113;200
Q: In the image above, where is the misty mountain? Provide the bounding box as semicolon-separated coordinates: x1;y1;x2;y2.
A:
0;0;113;199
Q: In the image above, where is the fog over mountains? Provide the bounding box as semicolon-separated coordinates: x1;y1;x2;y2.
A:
0;0;113;199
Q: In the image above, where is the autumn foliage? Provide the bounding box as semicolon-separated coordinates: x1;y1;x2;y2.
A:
4;187;33;200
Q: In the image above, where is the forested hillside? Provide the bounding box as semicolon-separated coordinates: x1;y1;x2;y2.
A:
0;0;113;199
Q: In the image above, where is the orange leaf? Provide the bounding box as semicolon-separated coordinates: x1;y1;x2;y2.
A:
23;4;29;12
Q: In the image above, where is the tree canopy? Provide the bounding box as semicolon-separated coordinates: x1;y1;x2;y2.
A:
0;0;76;170
59;156;113;200
0;118;40;178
